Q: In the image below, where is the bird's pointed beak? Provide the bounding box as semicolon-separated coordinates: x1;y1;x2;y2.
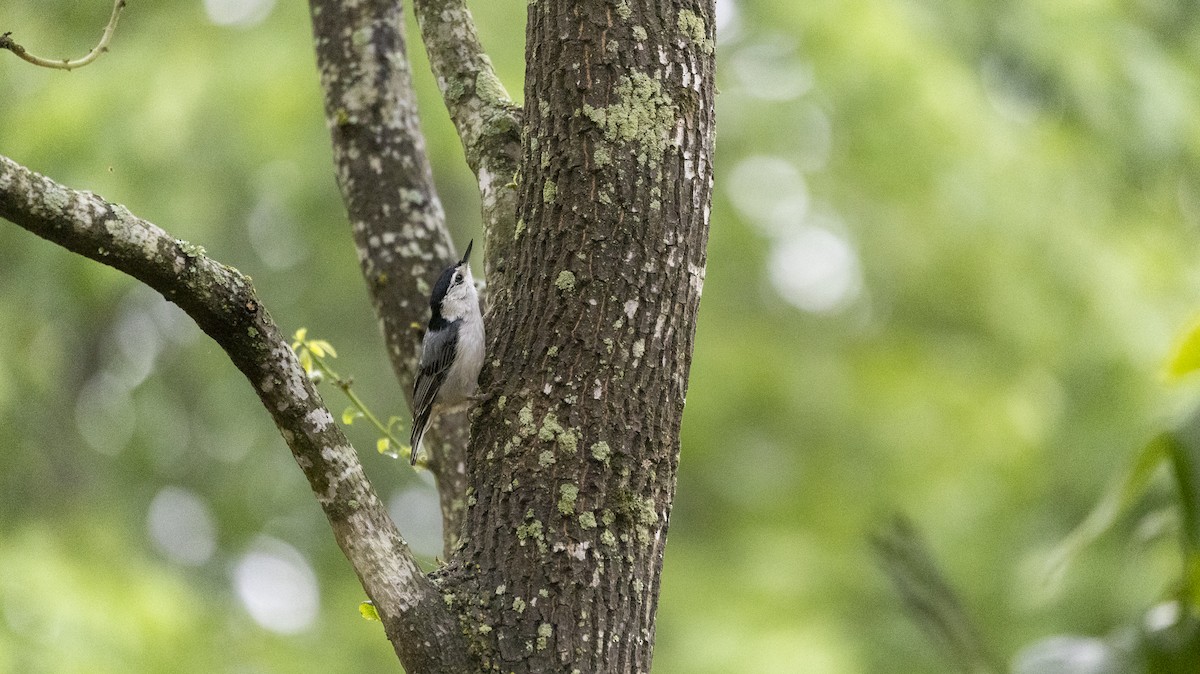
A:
460;239;474;266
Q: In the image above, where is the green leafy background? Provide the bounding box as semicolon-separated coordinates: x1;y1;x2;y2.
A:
3;0;1200;671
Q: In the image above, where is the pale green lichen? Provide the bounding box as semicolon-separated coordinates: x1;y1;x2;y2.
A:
514;218;526;240
615;0;632;20
590;441;612;464
513;597;526;613
537;622;553;650
555;270;576;291
558;427;579;453
632;25;648;41
542;179;557;204
539;412;563;440
582;72;676;168
497;395;508;410
495;584;507;595
558;484;579;515
445;76;468;103
547;346;559;357
539;450;556;467
178;240;206;258
478;624;493;634
601;529;617;547
632;338;646;358
594;145;611;167
517;519;545;549
518;403;536;436
475;69;512;105
677;9;713;54
579;511;597;529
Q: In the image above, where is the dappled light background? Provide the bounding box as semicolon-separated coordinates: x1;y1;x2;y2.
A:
3;0;1200;671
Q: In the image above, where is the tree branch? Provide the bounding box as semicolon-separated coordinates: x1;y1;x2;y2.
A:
0;0;126;71
411;0;523;285
0;154;473;673
307;0;473;550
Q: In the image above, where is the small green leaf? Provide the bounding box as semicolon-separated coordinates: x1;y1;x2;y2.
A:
312;340;337;358
294;327;308;344
358;601;380;621
298;350;313;375
1167;318;1200;380
377;437;391;454
308;342;325;358
342;407;362;425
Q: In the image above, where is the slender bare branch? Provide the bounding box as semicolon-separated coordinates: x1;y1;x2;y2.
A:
0;153;473;673
0;0;126;71
306;0;474;550
411;0;523;284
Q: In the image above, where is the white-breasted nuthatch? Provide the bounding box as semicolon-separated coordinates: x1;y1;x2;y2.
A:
410;240;485;464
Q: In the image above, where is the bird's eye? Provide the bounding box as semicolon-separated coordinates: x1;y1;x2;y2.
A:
452;272;462;285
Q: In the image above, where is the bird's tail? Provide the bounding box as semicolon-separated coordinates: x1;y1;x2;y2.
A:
410;407;433;465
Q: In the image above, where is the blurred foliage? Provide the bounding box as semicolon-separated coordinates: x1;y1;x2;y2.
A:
3;0;1200;672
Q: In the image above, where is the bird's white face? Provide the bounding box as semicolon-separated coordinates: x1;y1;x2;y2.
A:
439;263;478;321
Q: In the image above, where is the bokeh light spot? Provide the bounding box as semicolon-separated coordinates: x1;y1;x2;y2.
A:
233;537;319;634
768;227;862;314
147;486;218;566
204;0;276;28
728;155;809;235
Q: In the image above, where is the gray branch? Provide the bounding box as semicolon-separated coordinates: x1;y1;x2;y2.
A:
306;0;472;548
411;0;523;282
0;154;472;673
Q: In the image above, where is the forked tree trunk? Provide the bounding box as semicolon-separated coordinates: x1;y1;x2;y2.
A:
433;1;716;671
0;0;715;671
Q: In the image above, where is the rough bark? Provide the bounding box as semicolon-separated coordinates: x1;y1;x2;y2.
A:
0;155;472;673
431;1;717;672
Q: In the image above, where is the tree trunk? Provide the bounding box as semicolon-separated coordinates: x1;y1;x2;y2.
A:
433;1;716;671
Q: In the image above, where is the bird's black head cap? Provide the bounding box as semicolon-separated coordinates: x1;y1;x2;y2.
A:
428;240;474;323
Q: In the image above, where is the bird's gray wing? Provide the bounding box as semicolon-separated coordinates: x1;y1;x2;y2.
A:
410;327;457;459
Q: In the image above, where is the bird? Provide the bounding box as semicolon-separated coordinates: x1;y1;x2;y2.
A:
410;240;485;464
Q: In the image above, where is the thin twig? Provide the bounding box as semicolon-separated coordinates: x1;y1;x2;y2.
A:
1;0;127;71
